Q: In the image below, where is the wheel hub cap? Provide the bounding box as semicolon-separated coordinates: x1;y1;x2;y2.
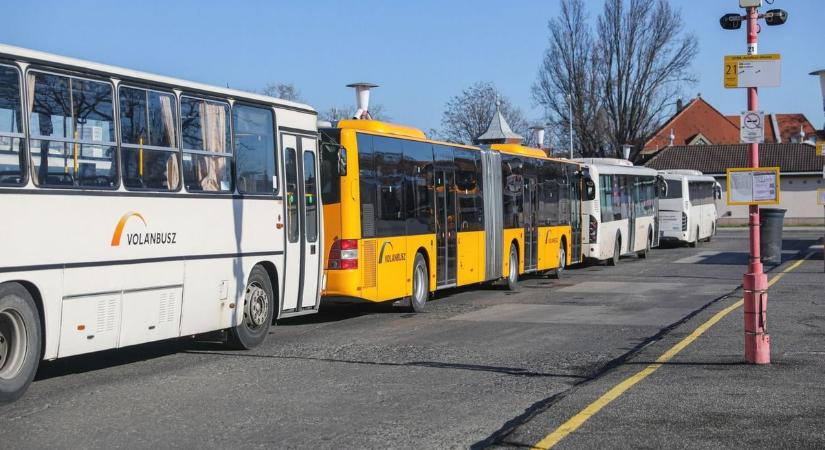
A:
245;284;268;329
0;308;27;380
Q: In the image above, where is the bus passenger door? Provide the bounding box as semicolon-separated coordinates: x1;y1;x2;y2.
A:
434;169;457;287
299;137;321;310
280;134;321;313
524;177;538;271
569;171;583;262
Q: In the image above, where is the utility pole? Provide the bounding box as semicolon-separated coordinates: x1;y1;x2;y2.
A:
720;1;787;364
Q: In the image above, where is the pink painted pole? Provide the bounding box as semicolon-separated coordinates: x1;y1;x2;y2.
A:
743;6;770;364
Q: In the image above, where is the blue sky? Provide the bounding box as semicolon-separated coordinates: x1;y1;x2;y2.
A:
3;0;824;132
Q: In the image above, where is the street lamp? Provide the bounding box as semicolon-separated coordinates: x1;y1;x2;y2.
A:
809;69;825;130
719;0;788;365
567;94;573;159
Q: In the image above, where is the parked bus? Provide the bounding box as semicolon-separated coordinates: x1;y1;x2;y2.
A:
658;170;721;246
0;45;323;402
577;158;664;265
319;120;583;311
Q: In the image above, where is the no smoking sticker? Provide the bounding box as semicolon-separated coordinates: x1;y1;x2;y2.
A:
740;110;765;144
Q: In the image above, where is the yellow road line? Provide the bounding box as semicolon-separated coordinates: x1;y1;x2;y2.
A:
533;253;813;450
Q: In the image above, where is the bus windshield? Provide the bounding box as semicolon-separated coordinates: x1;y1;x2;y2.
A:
664;180;683;199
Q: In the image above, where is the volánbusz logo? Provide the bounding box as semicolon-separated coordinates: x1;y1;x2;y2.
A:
111;212;177;247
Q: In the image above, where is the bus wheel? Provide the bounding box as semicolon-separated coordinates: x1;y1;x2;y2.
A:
506;244;519;290
551;243;566;279
706;223;715;242
638;231;652;259
0;283;41;404
409;253;429;313
608;235;621;266
228;266;274;350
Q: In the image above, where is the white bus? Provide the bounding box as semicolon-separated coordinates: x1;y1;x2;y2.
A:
657;170;721;246
0;45;323;402
577;158;664;265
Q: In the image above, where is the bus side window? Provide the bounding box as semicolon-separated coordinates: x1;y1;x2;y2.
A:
0;65;24;186
119;86;180;191
180;96;232;193
233;103;276;195
285;148;299;243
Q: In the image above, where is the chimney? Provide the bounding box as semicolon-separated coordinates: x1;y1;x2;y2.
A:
668;129;675;146
529;125;546;150
622;144;632;160
676;98;684;114
346;82;379;120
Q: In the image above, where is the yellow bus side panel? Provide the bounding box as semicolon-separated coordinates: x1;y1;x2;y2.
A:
456;230;485;287
372;236;408;302
403;234;437;295
476;230;487;283
324;268;361;298
321;203;341;290
502;228;524;277
537;225;572;271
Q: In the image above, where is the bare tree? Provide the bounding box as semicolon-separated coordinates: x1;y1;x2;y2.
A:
533;0;606;157
260;82;303;102
533;0;697;159
597;0;697;159
319;104;390;123
439;82;529;145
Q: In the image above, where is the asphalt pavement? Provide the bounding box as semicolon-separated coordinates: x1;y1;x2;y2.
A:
0;229;822;449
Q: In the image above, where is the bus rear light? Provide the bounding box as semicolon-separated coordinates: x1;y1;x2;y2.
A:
328;239;358;270
682;212;688;231
589;215;598;243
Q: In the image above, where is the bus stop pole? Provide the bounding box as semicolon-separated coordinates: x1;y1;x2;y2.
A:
743;5;770;364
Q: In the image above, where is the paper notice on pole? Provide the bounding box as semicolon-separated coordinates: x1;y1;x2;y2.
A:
752;172;777;201
726;167;781;205
729;171;753;202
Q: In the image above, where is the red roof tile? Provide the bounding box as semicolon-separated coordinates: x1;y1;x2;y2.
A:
643;97;740;153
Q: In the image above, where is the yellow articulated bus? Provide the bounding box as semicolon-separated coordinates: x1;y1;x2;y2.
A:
318;120;584;311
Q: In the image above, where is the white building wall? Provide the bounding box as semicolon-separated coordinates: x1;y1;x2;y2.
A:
715;174;825;225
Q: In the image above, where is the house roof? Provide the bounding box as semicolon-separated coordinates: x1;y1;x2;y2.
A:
476;104;523;143
643;95;819;154
643;144;823;175
643;97;740;153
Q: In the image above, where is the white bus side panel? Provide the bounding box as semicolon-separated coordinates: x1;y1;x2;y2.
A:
633;216;655;252
0;193;285;359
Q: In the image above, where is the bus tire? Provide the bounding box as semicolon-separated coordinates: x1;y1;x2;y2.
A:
228;266;274;350
0;282;42;404
506;243;519;290
608;234;621;266
409;253;429;313
706;223;715;242
551;242;566;279
638;230;652;259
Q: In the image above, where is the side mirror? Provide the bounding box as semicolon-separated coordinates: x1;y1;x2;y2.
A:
338;147;347;176
584;178;596;201
656;175;668;197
